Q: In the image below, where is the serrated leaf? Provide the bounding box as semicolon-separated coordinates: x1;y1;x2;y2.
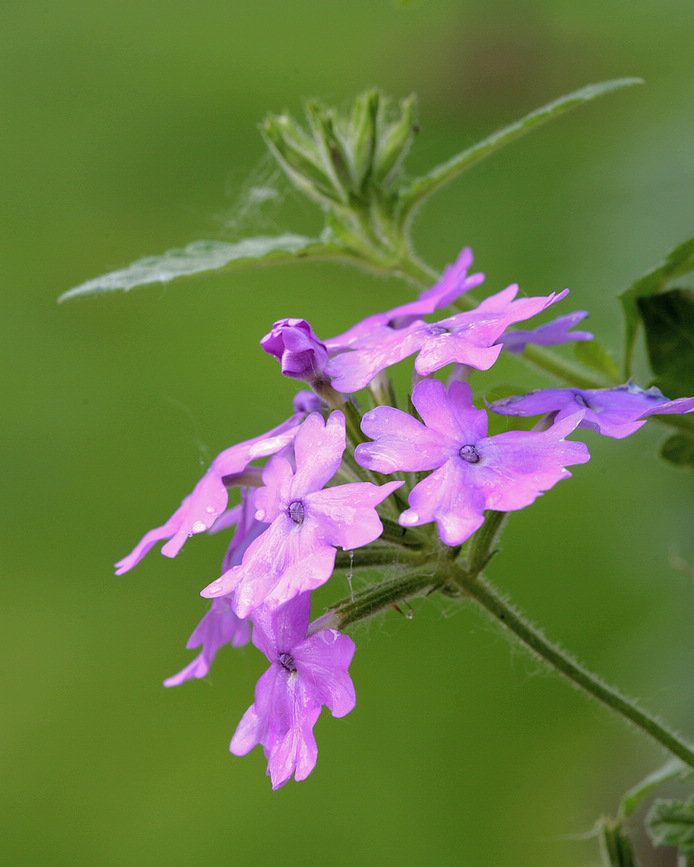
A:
619;237;694;377
397;77;643;228
661;434;694;470
619;758;691;818
59;233;343;301
648;797;694;852
637;288;694;397
574;339;620;382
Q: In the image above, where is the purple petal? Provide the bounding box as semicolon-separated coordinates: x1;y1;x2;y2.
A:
357;407;446;472
293;629;357;717
306;480;403;550
291;411;346;495
499;311;593;353
325;246;484;351
489;382;684;439
163;596;251;687
640;396;694;418
399;461;486;545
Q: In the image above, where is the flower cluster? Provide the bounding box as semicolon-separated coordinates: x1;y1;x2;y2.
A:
117;246;694;787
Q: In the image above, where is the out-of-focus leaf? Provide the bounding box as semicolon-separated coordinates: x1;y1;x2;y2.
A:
59;233;344;301
619;758;691;818
648;797;694;852
619;237;694;376
397;78;643;228
574;339;620;382
661;434;694;470
637;288;694;397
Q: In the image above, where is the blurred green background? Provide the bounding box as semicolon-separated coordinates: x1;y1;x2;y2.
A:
3;1;694;865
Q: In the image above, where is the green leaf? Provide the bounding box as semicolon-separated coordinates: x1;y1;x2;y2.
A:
648;796;694;852
397;77;643;228
59;233;343;301
661;434;694;471
619;236;694;378
637;288;694;397
619;758;692;818
574;339;621;382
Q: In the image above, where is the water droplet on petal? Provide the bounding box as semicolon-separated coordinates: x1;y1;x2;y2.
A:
192;520;206;533
205;506;215;514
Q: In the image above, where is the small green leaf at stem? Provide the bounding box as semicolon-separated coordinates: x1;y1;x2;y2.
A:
619;236;694;377
637;288;694;397
397;77;643;230
59;234;344;301
648;796;694;853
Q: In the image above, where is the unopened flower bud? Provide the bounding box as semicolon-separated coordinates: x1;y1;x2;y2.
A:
261;318;330;385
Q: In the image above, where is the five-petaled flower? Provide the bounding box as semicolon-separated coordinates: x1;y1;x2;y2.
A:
355;379;590;546
488;382;694;439
201;410;402;617
230;592;356;790
325;285;569;393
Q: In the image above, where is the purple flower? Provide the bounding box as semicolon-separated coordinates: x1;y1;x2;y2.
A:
163;596;251;687
325;285;569;393
230;592;356;789
261;318;330;384
356;379;590;546
488;382;694;439
498;311;593;353
201;411;403;617
325;246;484;351
164;488;270;687
115;413;306;575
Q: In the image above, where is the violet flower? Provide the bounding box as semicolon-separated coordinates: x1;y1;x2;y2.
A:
201;411;402;617
261;318;330;385
163;488;265;687
325;246;484;351
356;379;590;546
498;311;593;353
115;411;307;576
163;597;251;687
230;592;356;789
325;285;569;393
488;382;694;439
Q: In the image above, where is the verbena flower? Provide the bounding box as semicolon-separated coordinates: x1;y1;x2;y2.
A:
325;286;569;393
261;318;330;385
498;311;593;353
163;488;265;687
488;382;694;439
230;592;356;789
325;246;484;351
355;379;590;545
115;402;315;576
201;411;402;617
163;597;251;687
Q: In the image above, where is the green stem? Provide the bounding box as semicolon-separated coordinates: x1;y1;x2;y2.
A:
520;343;614;389
334;564;448;629
329;507;694;771
452;566;694;771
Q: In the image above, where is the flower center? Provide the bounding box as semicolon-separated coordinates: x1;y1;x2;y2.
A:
574;393;590;408
278;652;297;673
288;500;305;524
427;324;450;336
459;444;480;463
